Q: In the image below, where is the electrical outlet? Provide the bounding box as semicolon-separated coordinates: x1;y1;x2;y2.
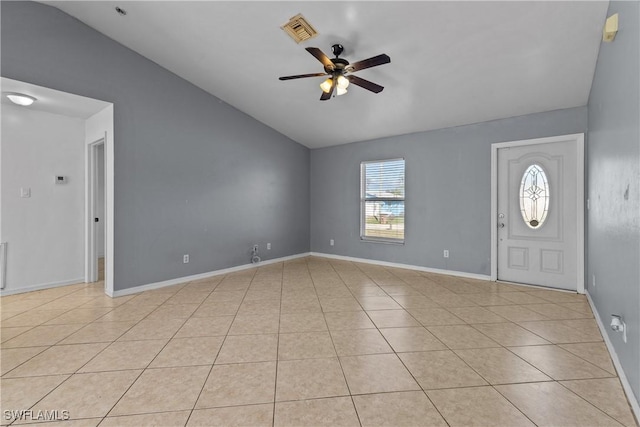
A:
443;250;449;258
267;243;271;250
183;254;189;264
330;239;334;246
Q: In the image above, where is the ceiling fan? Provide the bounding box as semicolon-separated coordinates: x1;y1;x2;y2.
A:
279;44;390;101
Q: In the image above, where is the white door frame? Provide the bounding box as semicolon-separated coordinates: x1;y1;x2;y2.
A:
490;133;585;293
85;131;114;296
85;139;103;285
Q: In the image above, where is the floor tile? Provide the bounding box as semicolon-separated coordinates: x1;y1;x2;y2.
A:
330;329;393;356
0;375;69;419
427;386;535;426
525;303;593;320
0;309;69;328
319;297;363;312
31;370;141;419
357;297;402;310
339;353;420;395
78;339;167;372
0;327;31;343
399;350;487;390
324;312;375;330
278;331;336;360
275;396;360;427
471;322;550;346
101;411;190;427
406;308;465;326
5;343;108;377
0;346;48;375
279;313;327;333
117;318;186;341
2;324;84;348
496;381;622;426
427;325;500;349
561;378;638;427
196;361;276;408
193;301;241;316
59;321;136;344
188;404;273;427
228;313;279;335
150;336;223;367
509;345;615;380
559;342;616;375
276;357;349;401
109;365;210;415
174;316;234;338
379;327;446;352
366;310;420;328
455;347;551;384
238;299;281;315
391;295;440;309
44;307;113;325
447;306;508;324
353;391;447;427
215;334;278;364
486;305;549;322
164;291;210;305
145;303;200;320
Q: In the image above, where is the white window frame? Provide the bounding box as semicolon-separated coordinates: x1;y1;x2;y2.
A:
360;158;405;244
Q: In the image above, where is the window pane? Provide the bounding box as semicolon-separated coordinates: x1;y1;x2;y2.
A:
519;164;549;229
363;201;405;240
364;160;405;199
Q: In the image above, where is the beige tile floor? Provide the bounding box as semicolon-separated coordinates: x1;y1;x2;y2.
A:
1;256;637;427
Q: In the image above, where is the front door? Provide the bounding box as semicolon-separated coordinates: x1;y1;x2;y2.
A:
496;135;583;291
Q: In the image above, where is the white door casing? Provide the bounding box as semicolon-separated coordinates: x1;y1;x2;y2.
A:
491;134;584;292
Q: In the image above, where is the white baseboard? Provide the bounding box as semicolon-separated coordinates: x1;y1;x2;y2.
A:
0;277;85;297
586;291;640;422
309;252;491;281
112;253;312;297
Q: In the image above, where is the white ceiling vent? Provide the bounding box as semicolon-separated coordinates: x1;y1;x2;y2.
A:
281;14;318;44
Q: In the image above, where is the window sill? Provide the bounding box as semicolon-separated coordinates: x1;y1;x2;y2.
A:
360;237;405;245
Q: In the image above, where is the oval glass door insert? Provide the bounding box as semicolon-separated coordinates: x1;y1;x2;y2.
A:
519;164;549;229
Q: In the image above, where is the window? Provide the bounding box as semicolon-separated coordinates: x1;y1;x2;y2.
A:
361;158;405;243
519;164;549;229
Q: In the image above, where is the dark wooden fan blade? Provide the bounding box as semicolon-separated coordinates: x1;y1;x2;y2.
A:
347;54;390;72
279;73;328;81
320;78;336;101
347;75;384;93
306;47;335;71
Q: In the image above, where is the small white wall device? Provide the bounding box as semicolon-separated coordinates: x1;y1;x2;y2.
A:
55;175;67;184
610;314;627;343
603;13;619;42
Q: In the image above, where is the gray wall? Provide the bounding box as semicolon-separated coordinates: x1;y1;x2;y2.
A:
587;1;640;404
1;1;310;291
311;107;587;275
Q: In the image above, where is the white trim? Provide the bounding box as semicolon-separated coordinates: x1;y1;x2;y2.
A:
490;133;585;294
0;278;84;297
112;253;311;297
310;252;491;281
84;105;114;297
586;292;640;421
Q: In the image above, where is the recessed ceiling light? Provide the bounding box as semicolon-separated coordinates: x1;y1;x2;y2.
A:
5;92;37;106
115;6;127;16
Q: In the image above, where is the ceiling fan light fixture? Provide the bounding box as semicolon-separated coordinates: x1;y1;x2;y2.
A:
337;75;350;89
320;78;333;93
336;87;348;96
5;92;37;106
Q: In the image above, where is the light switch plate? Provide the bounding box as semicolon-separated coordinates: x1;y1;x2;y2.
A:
20;188;31;198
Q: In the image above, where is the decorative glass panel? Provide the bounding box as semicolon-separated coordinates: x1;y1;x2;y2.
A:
519;164;549;229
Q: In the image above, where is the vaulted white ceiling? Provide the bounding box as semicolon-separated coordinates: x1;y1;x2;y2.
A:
44;1;608;148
